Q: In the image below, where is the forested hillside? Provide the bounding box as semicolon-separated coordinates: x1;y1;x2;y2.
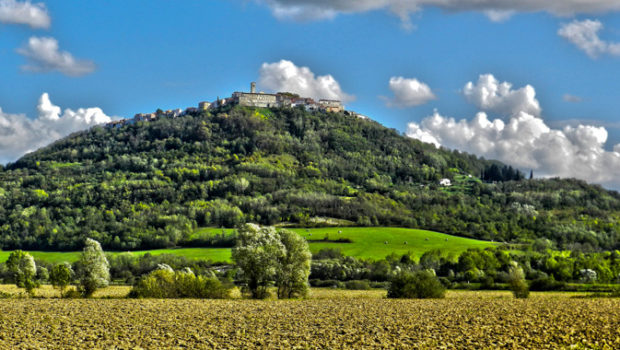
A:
1;106;619;251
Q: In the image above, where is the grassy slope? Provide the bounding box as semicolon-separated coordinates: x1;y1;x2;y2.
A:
0;248;232;264
291;227;496;260
0;227;495;263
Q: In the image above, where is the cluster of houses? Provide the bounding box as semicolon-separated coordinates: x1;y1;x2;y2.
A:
211;82;345;113
106;82;365;129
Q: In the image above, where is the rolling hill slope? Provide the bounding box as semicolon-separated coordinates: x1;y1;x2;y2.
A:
0;105;618;251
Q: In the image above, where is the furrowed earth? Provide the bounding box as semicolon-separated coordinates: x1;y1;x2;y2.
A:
0;287;618;349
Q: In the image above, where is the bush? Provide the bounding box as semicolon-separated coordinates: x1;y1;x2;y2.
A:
388;270;446;299
509;279;530;298
529;276;566;291
312;248;343;260
129;269;231;299
507;262;530;299
344;280;371;290
309;279;344;288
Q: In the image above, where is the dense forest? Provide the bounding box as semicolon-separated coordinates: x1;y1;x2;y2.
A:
0;105;619;251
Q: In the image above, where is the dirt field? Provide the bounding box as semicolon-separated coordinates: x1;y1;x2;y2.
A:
0;286;618;349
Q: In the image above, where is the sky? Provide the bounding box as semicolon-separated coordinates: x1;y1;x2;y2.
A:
1;0;620;188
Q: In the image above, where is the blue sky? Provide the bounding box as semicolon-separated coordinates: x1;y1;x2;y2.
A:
1;0;620;187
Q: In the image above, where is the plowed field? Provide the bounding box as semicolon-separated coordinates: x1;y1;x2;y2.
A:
0;288;617;349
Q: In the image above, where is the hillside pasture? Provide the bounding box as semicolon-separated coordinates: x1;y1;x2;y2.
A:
0;227;494;264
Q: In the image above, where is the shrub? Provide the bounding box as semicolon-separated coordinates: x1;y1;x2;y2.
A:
388;270;446;299
309;279;344;288
529;276;565;291
312;248;343;260
344;280;371;290
507;262;530;299
129;269;231;298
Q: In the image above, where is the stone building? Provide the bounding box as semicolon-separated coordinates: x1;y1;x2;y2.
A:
198;101;211;110
232;83;278;108
318;99;344;113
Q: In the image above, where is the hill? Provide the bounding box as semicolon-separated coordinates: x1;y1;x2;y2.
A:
0;105;619;251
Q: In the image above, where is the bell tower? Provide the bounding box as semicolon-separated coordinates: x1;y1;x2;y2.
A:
250;82;256;93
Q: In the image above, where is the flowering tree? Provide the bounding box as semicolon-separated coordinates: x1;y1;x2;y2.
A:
232;224;285;299
77;238;110;297
6;250;38;295
275;229;311;299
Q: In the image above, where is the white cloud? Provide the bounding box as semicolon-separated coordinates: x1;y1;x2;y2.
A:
0;93;113;163
258;59;354;103
17;36;96;77
563;94;583;103
558;19;620;58
383;76;436;107
256;1;620;26
463;74;541;117
406;75;620;188
0;0;50;28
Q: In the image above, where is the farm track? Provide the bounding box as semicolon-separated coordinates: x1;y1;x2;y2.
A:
0;289;617;349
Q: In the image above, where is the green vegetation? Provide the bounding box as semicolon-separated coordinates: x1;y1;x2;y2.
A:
0;105;615;252
0;248;232;264
0;227;491;264
232;224;311;299
6;250;38;295
388;270;446;299
507;262;529;298
292;227;496;260
75;239;110;297
129;268;231;299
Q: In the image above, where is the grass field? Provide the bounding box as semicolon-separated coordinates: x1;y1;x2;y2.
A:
0;248;232;264
0;286;616;349
0;227;495;264
290;227;496;260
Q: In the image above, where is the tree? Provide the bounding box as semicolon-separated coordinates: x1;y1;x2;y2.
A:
232;224;284;299
76;238;110;297
6;250;38;296
388;270;445;299
507;261;529;299
50;262;74;297
275;229;311;298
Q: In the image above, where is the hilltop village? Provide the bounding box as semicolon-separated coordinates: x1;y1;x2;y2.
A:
106;82;365;129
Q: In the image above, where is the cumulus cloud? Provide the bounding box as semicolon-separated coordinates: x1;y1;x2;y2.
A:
258;59;354;103
406;76;620;188
383;77;436;107
17;36;96;77
558;19;620;58
0;93;113;163
463;74;541;117
0;0;50;28
256;1;620;26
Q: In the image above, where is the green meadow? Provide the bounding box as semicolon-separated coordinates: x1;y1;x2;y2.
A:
0;227;496;264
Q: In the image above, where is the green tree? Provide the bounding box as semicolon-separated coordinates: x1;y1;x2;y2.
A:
50;262;74;297
388;270;445;299
77;238;110;297
232;224;284;299
6;250;39;296
275;229;312;298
